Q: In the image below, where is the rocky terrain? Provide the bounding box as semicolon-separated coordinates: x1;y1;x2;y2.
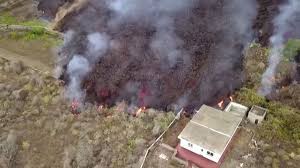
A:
0;57;176;168
0;0;40;20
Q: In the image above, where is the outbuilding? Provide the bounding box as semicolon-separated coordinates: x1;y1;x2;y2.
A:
247;105;267;125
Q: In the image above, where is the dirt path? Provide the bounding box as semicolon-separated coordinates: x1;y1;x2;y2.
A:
0;47;52;72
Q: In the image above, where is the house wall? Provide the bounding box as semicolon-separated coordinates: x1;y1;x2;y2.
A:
248;112;265;124
179;138;221;163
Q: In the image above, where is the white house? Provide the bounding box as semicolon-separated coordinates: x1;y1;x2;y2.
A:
178;103;248;163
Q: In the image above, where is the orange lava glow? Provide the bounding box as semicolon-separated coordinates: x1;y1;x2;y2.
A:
97;105;104;111
218;100;224;109
136;107;146;116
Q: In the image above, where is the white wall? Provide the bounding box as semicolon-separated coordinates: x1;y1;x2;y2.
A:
248;113;265;124
179;138;221;163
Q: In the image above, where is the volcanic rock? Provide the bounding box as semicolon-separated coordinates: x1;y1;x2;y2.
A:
14;101;25;112
31;95;40;106
63;146;76;168
263;156;273;165
10;61;24;74
3;63;12;73
42;95;52;105
151;124;161;136
0;91;10;99
289;152;295;159
272;159;280;168
277;149;287;156
0;130;18;168
12;89;28;101
294;155;300;161
0;83;6;91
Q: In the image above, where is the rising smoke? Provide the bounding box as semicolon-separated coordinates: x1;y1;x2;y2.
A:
259;0;300;96
52;0;258;110
64;30;110;101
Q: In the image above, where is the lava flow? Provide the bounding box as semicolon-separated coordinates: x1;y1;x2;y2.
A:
53;0;257;112
135;107;146;117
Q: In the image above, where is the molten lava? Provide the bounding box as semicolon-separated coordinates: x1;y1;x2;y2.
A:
135;107;146;117
218;100;224;109
71;99;80;115
97;105;104;112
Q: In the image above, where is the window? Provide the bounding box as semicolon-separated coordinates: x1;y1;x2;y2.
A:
207;151;214;157
188;143;193;148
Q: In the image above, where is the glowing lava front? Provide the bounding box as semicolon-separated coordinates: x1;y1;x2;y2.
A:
71;99;80;115
218;100;224;109
135;107;146;116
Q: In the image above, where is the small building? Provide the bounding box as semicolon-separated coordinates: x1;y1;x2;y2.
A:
247;105;267;125
224;102;249;117
177;103;248;165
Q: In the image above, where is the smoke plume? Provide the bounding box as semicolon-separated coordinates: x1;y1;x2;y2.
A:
63;31;110;101
50;0;257;110
259;0;300;96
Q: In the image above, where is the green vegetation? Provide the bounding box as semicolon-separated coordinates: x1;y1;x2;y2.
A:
0;13;46;27
126;139;136;152
236;88;300;142
0;13;61;47
283;39;300;61
237;43;300;144
7;29;62;47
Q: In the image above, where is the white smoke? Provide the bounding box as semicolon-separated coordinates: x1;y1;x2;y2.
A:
54;30;75;79
55;0;258;109
150;16;185;67
66;55;91;102
259;0;300;96
64;32;110;102
107;0;195;67
87;32;110;60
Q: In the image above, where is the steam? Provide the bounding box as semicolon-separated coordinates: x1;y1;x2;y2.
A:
151;16;185;67
259;0;300;96
108;0;195;67
191;0;257;108
87;32;110;61
51;0;258;109
66;55;90;101
64;32;110;102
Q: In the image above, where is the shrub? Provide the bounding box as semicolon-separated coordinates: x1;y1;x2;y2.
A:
283;39;300;61
235;87;267;107
0;14;18;25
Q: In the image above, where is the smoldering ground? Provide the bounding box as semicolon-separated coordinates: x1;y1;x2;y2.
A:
43;0;258;111
260;0;300;96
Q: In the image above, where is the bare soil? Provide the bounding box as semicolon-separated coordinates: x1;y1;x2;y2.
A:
0;37;55;72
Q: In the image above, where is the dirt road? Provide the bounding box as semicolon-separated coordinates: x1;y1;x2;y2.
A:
0;47;52;72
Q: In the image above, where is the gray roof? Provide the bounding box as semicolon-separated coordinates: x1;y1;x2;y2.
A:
178;105;243;154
